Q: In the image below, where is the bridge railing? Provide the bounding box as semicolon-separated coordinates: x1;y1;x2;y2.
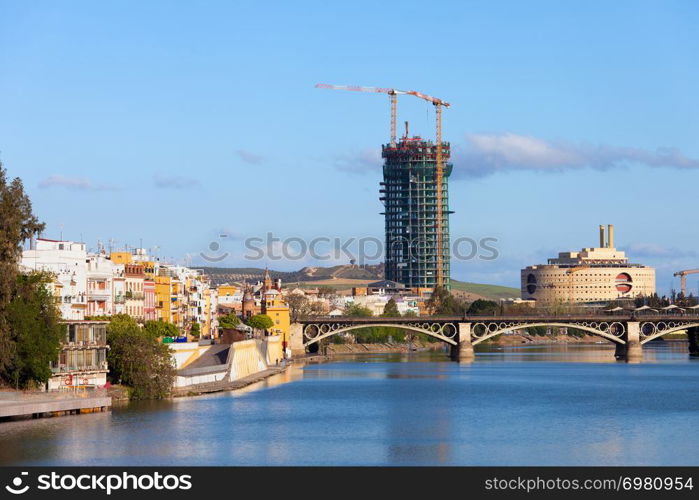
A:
298;311;699;323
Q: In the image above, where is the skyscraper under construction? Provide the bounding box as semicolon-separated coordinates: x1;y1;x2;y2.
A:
314;83;451;289
380;132;452;290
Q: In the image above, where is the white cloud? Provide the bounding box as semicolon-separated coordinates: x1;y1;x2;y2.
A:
454;132;699;177
622;243;697;259
236;150;264;165
333;148;382;174
38;175;120;191
331;133;699;178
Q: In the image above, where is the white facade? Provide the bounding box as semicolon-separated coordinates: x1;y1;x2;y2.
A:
21;239;88;320
112;264;126;315
86;253;115;317
338;295;420;316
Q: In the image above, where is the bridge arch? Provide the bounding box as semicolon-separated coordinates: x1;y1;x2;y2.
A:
471;322;626;345
302;322;458;347
639;322;699;344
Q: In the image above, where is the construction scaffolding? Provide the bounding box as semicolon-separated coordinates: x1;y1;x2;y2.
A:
380;134;453;290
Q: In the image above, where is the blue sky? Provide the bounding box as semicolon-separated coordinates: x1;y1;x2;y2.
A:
2;1;698;294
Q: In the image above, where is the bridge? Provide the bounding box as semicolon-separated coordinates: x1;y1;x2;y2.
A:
289;313;699;361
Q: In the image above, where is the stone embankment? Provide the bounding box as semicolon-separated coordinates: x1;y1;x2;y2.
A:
325;340;443;355
490;334;604;346
171;335;287;397
323;335;609;356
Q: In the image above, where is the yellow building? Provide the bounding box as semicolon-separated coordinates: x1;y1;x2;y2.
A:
155;275;173;322
171;279;184;328
261;289;291;348
202;287;217;337
141;260;156;279
110;251;132;265
217;284;237;299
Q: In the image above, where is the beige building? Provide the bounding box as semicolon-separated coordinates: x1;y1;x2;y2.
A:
48;320;109;391
521;225;656;305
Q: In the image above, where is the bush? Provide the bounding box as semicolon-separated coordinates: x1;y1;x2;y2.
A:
107;315;175;400
246;314;274;331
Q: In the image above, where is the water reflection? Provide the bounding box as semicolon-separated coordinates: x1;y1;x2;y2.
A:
1;341;697;466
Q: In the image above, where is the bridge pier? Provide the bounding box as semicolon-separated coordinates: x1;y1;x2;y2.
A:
615;322;642;362
451;323;474;362
289;323;306;358
688;327;699;357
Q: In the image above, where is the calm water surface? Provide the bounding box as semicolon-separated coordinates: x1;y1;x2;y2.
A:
1;342;698;466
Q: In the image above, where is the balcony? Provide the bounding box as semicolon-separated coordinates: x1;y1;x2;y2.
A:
63;340;108;348
63;294;87;304
88;290;111;301
51;361;109;373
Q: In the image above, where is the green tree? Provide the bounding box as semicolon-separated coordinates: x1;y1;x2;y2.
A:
467;299;499;315
218;312;240;329
107;315;175;400
382;298;400;317
425;286;467;315
0;163;45;375
246;314;274;331
344;303;373;317
190;322;201;338
143;320;179;339
5;272;63;388
341;302;405;343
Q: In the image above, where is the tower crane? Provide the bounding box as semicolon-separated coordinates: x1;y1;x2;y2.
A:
674;269;699;296
315;83;450;287
315;84;407;146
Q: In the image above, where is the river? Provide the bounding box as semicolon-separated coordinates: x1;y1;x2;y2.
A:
1;342;698;466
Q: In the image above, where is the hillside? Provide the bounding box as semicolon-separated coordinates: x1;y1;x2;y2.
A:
199;265;519;301
198;264;383;286
450;280;520;301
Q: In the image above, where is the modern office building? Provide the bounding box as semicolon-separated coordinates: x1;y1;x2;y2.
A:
521;225;656;304
381;134;452;289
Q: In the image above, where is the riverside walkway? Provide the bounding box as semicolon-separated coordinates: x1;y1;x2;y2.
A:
0;391;111;420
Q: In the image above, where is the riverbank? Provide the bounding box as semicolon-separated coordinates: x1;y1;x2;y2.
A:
0;391;111;421
489;333;605;346
325;339;443;356
172;365;287;397
322;334;608;356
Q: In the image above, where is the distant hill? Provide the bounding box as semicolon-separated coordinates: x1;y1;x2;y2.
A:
450;280;521;301
199;265;519;301
198;264;383;286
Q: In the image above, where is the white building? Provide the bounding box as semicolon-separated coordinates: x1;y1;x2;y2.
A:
21;239;88;320
86;253;115;318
